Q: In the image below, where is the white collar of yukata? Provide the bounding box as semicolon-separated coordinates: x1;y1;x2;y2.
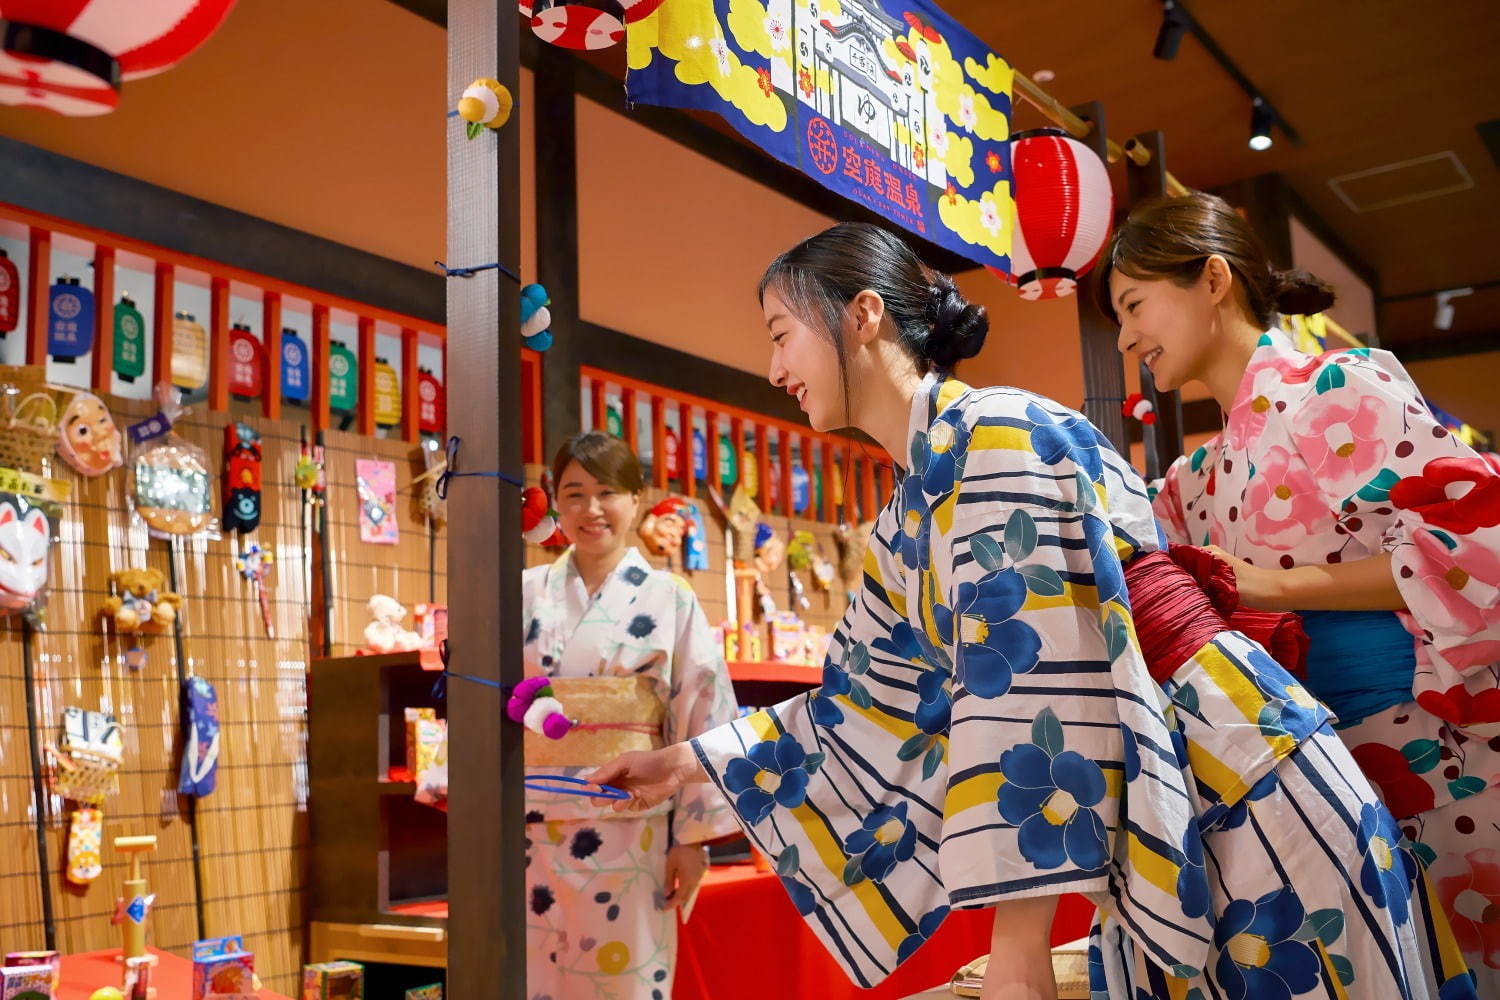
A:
556;545;653;586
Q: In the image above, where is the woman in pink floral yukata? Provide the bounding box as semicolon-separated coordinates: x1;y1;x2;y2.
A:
1100;191;1500;993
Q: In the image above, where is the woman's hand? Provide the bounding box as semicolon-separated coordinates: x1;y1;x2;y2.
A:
589;742;704;812
661;843;710;910
980;895;1058;1000
1204;545;1289;610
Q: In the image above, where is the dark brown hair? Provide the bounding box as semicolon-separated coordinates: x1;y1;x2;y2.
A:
550;431;644;494
1095;191;1336;328
759;222;988;420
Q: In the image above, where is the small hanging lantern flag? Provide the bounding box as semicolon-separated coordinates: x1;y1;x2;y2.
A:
373;358;401;427
171;312;208;390
48;276;95;360
0;248;18;334
228;324;264;398
719;435;736;486
664;427;681;479
792;465;810;514
605;402;623;438
327;340;357;413
113;294;146;382
417;368;446;434
692;428;706;481
280;328;310;403
988;128;1114;301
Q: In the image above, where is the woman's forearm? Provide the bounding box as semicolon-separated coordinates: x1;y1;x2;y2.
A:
980;895;1057;1000
1271;552;1406;612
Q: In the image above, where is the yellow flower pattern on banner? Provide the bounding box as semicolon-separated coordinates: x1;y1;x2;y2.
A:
938;178;1012;259
964;53;1014;96
629;0;789;131
727;0;792;71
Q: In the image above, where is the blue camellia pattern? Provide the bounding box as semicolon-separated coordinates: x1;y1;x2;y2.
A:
722;733;810;824
996;708;1109;871
843;802;918;884
1355;802;1416;928
1212;888;1319;1000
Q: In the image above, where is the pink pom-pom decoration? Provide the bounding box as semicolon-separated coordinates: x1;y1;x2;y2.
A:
506;676;574;739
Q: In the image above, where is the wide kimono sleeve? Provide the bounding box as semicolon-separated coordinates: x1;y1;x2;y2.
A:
664;576;741;845
1150;453;1194;546
1284;349;1500;733
691;392;1213;987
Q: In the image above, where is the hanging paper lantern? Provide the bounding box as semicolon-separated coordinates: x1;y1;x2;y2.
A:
0;0;238;117
328;341;357;413
664;428;681;478
691;428;706;481
228;323;264;398
373;358;401;427
418;368;445;434
719;435;736;486
0;249;18;333
792;465;810;514
605;403;623;437
48;276;94;360
113;293;145;381
280;328;310;403
988;128;1113;301
171;312;208;390
740;450;757;497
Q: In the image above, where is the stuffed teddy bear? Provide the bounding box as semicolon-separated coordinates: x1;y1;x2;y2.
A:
102;567;182;631
363;594;426;653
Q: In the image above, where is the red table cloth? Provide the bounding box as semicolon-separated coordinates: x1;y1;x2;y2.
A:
675;864;1094;999
55;947;293;1000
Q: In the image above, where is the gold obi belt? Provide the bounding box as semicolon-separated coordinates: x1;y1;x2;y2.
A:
524;676;665;768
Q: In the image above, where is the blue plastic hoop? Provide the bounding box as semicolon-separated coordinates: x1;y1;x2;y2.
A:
523;774;629;800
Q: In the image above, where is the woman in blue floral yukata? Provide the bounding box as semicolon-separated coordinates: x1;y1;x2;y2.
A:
591;223;1475;1000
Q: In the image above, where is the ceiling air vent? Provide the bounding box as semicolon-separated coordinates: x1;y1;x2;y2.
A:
1328;151;1473;213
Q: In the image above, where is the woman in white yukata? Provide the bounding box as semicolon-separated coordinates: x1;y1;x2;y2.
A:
1103;190;1498;995
522;432;739;1000
591;223;1475;999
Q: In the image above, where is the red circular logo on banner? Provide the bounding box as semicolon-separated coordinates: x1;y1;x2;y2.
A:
807;117;838;175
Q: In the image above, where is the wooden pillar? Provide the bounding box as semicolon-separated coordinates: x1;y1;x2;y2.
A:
25;227;49;366
310;303;331;433
91;245;115;393
152;261;174;389
590;378;607;432
820;438;836;522
400;327;421;443
261;292;282;420
779;429;793;517
1070;101;1128;454
356;315;377;436
445;0;524;991
208;276;231;411
651;395;667;489
682;405;696;499
730;417;745;493
622;387;639;452
705;410;720;494
756;423;771;514
1125;130;1184;477
536;43;582;460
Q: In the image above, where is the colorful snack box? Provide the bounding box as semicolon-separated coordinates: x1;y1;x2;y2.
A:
2;953;58;995
1;963;54;1000
191;936;254;999
302;960;364;1000
404;985;442;1000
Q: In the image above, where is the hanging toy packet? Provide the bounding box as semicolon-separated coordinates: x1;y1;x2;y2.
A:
128;383;213;537
178;676;220;799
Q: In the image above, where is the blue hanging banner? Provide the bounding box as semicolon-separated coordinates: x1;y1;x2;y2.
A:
281;328;310;403
48;277;95;359
792;464;811;514
626;0;1015;272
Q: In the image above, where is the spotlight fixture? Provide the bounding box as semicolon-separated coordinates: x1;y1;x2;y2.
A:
1153;0;1189;60
1434;288;1474;330
1249;98;1274;151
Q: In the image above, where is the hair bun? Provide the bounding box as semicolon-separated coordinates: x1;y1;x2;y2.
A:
1273;268;1337;318
926;278;989;368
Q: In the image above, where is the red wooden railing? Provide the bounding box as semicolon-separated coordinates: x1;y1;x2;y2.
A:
580;366;892;524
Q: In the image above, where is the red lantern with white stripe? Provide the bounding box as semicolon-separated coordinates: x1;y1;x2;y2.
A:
1;0;238;117
988;128;1114;301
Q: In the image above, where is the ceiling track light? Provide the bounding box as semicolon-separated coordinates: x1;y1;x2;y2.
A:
1153;0;1189;60
1249;97;1275;151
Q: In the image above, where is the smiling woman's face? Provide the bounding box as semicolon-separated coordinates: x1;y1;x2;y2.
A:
1109;267;1219;393
763;287;846;431
553;460;639;560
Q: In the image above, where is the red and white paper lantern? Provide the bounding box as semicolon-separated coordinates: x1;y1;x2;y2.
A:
0;0;238;116
228;323;264;398
989;128;1114;301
